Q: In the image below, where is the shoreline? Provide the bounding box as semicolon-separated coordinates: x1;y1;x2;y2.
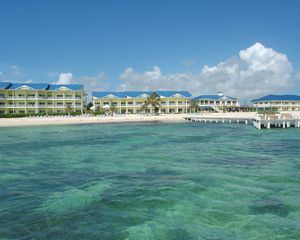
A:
0;112;258;128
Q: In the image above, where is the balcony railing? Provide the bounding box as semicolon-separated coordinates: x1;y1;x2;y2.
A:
0;97;83;101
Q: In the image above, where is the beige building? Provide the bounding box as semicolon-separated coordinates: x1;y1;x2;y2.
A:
252;94;300;111
0;82;84;114
193;92;239;112
92;91;192;114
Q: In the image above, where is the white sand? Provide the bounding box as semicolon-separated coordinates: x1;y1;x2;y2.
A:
0;112;258;127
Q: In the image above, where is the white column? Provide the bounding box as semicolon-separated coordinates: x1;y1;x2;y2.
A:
36;91;38;113
73;92;76;112
185;98;187;113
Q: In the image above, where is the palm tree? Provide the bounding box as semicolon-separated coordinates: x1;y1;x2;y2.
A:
141;92;161;114
109;105;117;115
189;100;198;113
65;104;73;115
94;105;105;115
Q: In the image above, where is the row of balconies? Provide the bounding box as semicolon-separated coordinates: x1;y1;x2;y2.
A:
256;103;300;106
97;103;190;107
0;104;82;108
0;96;82;100
198;102;237;106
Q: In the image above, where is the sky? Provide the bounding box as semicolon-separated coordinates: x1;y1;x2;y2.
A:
0;0;300;102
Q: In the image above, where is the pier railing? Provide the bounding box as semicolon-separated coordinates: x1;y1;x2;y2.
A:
185;114;300;130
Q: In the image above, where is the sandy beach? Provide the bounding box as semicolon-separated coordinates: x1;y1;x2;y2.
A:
0;112;258;127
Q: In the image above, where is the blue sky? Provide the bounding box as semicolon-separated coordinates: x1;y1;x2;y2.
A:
0;0;299;99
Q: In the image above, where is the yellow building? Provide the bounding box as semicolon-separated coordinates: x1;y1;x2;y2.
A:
252;94;300;111
0;82;84;114
92;91;192;114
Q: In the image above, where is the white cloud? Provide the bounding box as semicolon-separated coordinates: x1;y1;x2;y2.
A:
56;72;73;84
24;78;34;83
118;42;295;100
80;73;109;93
55;72;109;100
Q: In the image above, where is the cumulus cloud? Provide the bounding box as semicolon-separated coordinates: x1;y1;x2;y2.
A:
56;72;74;84
80;73;109;93
118;42;295;100
55;72;109;100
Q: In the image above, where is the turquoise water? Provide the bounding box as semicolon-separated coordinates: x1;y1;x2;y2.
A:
1;122;300;239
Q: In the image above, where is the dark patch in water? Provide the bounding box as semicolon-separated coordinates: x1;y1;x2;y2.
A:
166;227;194;240
249;198;289;217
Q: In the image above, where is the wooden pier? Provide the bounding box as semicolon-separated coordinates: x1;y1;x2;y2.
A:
185;117;252;125
252;116;300;129
185;115;300;130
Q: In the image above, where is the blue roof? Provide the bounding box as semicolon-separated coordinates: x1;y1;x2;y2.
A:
252;94;300;102
48;84;84;91
9;83;50;90
193;94;236;101
0;82;84;91
92;91;192;98
0;82;12;89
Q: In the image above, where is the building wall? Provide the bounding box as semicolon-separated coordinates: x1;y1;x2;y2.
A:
0;89;84;114
253;101;300;111
92;96;190;114
196;99;238;107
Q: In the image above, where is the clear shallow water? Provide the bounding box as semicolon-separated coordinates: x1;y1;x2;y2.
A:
1;122;300;240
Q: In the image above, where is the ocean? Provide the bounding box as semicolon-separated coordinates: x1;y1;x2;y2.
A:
1;122;300;239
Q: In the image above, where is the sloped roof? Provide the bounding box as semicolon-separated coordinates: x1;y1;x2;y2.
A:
92;91;192;98
0;82;12;89
9;83;50;90
252;94;300;102
0;82;84;91
193;94;237;101
48;84;84;91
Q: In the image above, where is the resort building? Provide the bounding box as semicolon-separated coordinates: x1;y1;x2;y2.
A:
193;92;240;112
92;91;192;114
252;94;300;111
0;82;84;114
